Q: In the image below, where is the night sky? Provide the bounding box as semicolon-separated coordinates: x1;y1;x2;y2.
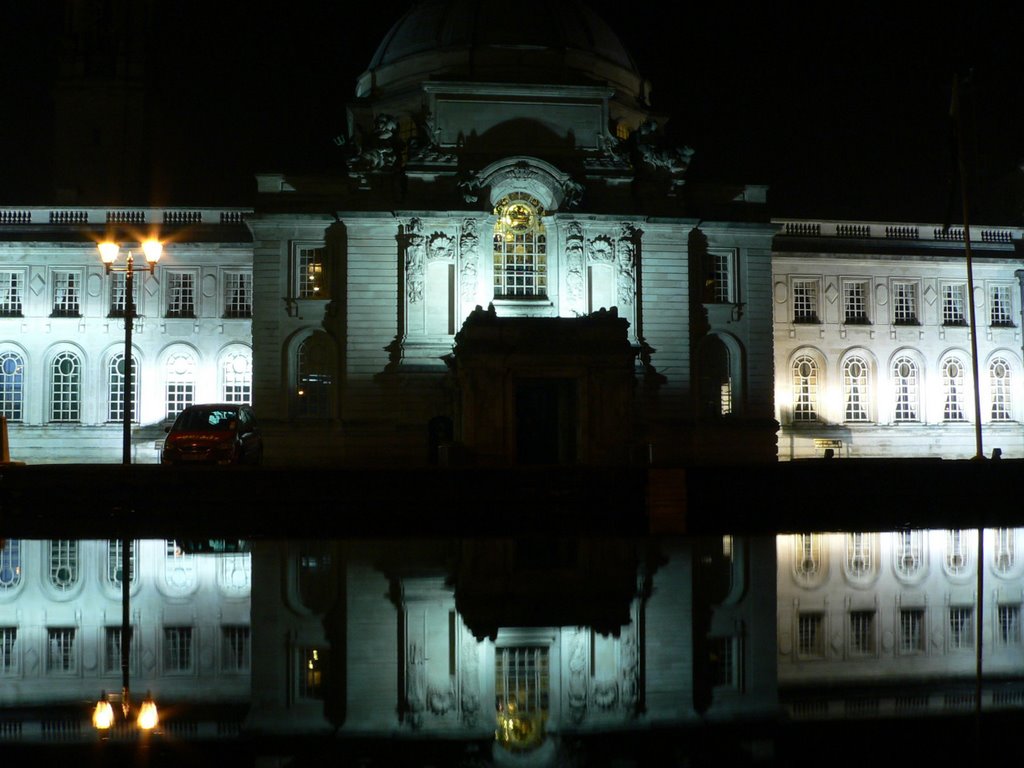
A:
2;2;1021;222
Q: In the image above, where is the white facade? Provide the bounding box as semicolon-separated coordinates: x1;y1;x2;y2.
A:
0;208;253;463
777;529;1024;716
0;539;251;731
773;220;1024;459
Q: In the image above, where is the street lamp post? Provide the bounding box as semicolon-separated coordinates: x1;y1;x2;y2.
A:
93;239;162;735
97;239;162;464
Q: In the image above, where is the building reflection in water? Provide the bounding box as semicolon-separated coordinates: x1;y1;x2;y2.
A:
0;532;1021;762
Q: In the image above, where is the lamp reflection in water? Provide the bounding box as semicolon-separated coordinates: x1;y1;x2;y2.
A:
92;240;162;736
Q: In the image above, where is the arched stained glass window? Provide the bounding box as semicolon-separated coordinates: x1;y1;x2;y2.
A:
493;194;547;298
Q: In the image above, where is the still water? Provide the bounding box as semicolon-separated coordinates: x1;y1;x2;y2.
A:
0;531;1020;765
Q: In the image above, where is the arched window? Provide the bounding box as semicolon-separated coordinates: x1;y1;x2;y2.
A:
843;356;869;422
846;533;872;577
699;336;732;417
0;539;21;592
164;540;196;592
0;352;24;421
106;539;137;588
942;357;966;421
493;194;547;298
48;540;79;592
990;357;1012;421
945;529;971;576
893;530;924;579
50;352;80;422
994;528;1016;574
792;355;818;422
107;353;139;423
296;333;335;418
221;349;252;404
165;351;196;419
891;356;919;422
793;533;820;581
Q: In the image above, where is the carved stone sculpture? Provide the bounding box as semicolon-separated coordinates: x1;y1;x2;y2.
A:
564;222;585;302
404;219;425;304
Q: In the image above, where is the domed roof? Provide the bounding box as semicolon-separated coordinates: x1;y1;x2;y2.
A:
356;0;646;106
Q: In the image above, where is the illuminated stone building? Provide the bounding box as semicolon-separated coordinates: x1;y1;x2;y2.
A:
776;528;1024;717
0;538;251;732
246;0;778;467
0;208;253;463
773;220;1024;459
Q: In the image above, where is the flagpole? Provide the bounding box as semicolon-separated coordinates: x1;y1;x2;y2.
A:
951;75;984;461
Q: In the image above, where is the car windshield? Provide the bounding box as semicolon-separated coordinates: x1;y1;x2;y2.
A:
175;408;239;431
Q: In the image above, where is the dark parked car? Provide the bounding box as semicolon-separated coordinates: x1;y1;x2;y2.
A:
162;404;263;466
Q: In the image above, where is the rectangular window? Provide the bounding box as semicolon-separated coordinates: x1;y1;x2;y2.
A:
47;628;76;673
797;613;824;657
990;285;1014;327
948;607;973;650
899;608;924;653
0;272;23;317
0;627;16;674
163;626;193;672
296;245;327;299
224;272;253;318
849;611;875;654
105;626;133;674
942;284;967;326
52;272;80;317
710;251;735;303
109;272;140;317
166;273;196;318
493;220;547;299
221;626;251;672
892;281;918;324
298;646;326;699
999;605;1021;645
709;636;741;688
843;280;869;324
792;280;819;323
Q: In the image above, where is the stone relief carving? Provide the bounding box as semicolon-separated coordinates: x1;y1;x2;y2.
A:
404;219;425;304
564;222;585;302
584;134;633;171
567;628;589;723
406;641;426;728
460;633;480;726
620;631;640;713
592;679;619;710
459;219;481;307
586;235;615;264
427;232;455;262
426;683;456;715
460;161;584;209
616;224;639;307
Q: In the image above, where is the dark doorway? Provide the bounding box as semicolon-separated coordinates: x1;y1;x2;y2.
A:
515;379;576;464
